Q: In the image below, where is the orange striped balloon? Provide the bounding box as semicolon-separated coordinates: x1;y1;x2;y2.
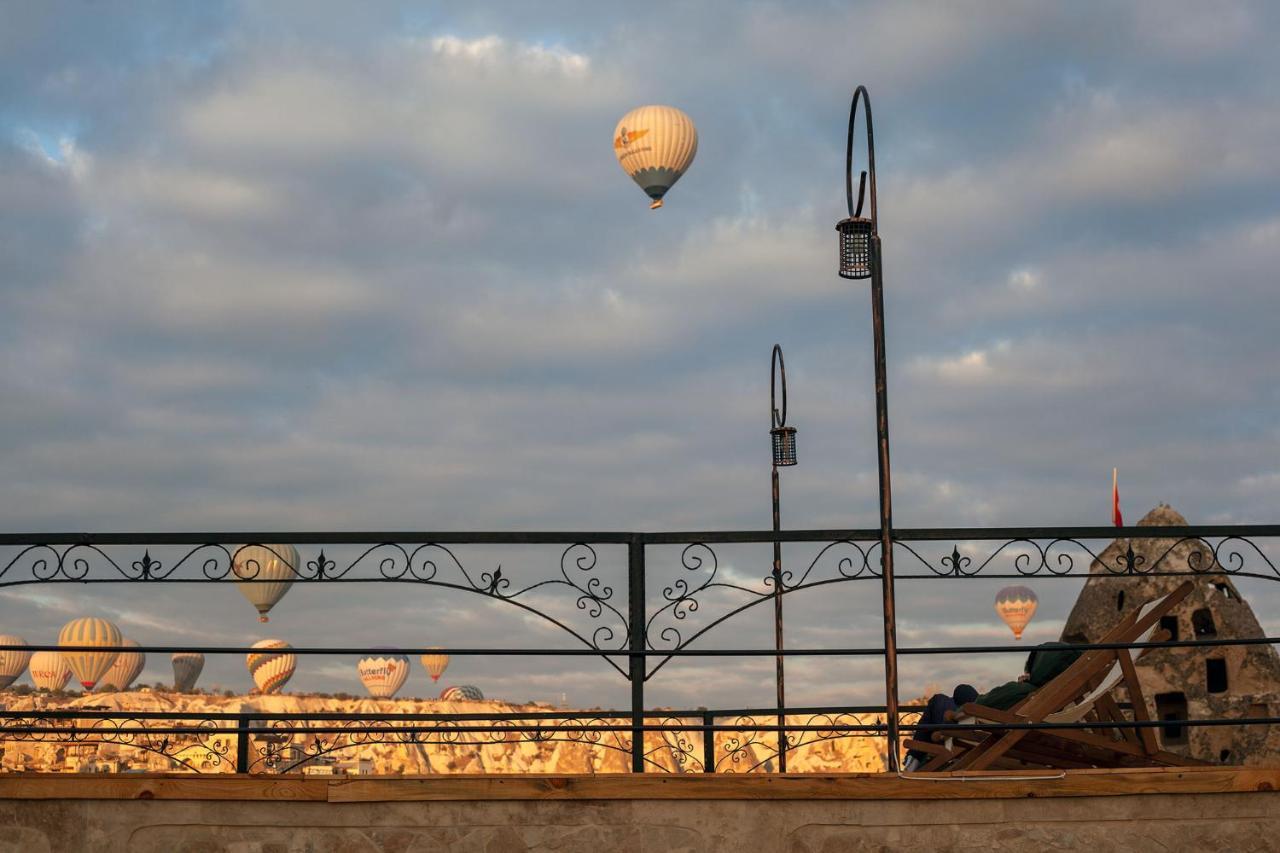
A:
29;650;71;691
98;638;145;691
246;639;296;694
420;648;449;682
0;634;32;689
58;617;122;689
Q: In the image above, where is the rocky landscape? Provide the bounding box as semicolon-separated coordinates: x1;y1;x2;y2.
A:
1;691;891;774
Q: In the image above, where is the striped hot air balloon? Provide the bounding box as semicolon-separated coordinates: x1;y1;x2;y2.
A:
29;650;72;691
613;105;698;209
172;652;205;692
246;639;296;694
58;617;122;689
357;651;410;699
420;648;449;683
995;586;1039;640
439;684;484;701
232;544;299;623
98;638;145;691
0;634;32;690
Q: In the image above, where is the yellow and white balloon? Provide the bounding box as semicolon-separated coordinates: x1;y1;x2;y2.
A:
613;105;698;209
58;617;122;690
246;639;296;694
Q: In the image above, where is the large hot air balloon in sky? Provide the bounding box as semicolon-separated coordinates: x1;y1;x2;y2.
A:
439;685;484;701
58;617;122;690
29;651;71;691
613;105;698;209
232;544;299;623
0;635;32;689
247;639;296;694
98;638;145;692
995;586;1039;640
172;652;205;692
420;648;449;683
357;651;410;699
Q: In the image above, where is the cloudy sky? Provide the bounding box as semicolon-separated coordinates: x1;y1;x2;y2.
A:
2;1;1278;710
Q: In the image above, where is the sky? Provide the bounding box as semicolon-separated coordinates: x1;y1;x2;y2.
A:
1;1;1278;710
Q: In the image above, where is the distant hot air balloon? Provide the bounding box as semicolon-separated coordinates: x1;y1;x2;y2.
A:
613;105;698;209
995;586;1039;640
439;685;484;701
357;650;410;699
246;639;296;694
29;651;71;691
232;544;299;623
172;652;205;692
97;638;145;692
0;634;32;689
58;617;122;690
420;648;449;683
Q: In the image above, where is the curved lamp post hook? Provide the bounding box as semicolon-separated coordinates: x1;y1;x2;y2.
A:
771;344;788;429
845;85;877;232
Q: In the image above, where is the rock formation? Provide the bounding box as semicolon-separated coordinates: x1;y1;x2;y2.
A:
1060;504;1280;764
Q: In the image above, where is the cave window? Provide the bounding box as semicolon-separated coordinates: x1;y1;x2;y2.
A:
1155;692;1188;746
1192;608;1217;638
1158;615;1179;642
1206;658;1228;694
1116;590;1126;611
1212;582;1235;600
1220;749;1233;763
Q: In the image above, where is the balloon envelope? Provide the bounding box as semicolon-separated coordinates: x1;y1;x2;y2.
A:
98;639;145;691
246;639;296;694
29;650;72;691
440;684;484;701
357;652;410;699
420;648;449;682
58;617;122;689
232;544;299;623
995;586;1039;640
613;105;698;209
0;634;32;690
172;652;205;692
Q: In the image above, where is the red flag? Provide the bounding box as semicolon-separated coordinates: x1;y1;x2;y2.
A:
1112;468;1123;527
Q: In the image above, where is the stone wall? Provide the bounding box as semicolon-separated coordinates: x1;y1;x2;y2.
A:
3;770;1280;852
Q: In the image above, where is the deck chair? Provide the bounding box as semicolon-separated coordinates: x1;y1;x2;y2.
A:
906;582;1202;771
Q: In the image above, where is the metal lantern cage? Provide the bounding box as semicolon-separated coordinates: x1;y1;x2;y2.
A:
770;425;797;467
837;85;877;281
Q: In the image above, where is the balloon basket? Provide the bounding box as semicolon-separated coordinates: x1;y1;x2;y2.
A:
836;216;873;280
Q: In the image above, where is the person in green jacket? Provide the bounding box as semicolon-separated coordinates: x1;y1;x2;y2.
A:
971;638;1086;711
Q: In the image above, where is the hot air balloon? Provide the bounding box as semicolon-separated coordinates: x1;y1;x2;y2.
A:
357;651;410;699
172;652;205;692
98;638;145;691
995;586;1039;640
232;544;299;623
420;648;449;683
58;617;122;690
612;105;698;209
439;684;484;701
29;650;72;691
0;634;32;689
246;639;296;694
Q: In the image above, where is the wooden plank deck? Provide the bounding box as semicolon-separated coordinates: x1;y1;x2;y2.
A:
1;766;1277;802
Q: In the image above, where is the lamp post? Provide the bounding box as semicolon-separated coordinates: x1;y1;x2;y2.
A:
835;85;901;771
769;344;797;772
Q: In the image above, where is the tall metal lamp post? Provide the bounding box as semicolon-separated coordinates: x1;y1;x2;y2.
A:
769;344;797;772
835;85;901;770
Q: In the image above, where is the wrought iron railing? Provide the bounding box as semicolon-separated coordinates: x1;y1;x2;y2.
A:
1;525;1277;774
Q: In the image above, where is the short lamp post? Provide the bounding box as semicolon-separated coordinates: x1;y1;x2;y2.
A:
769;344;796;773
836;85;902;771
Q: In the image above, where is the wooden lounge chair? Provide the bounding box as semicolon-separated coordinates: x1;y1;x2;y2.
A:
905;582;1203;771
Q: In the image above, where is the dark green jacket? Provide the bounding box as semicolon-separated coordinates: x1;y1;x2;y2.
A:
974;642;1082;711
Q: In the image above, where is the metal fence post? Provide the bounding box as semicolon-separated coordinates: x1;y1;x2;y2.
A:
702;711;715;773
235;714;251;774
628;536;646;773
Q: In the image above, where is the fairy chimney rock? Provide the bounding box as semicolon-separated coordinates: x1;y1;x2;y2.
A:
1060;505;1280;764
